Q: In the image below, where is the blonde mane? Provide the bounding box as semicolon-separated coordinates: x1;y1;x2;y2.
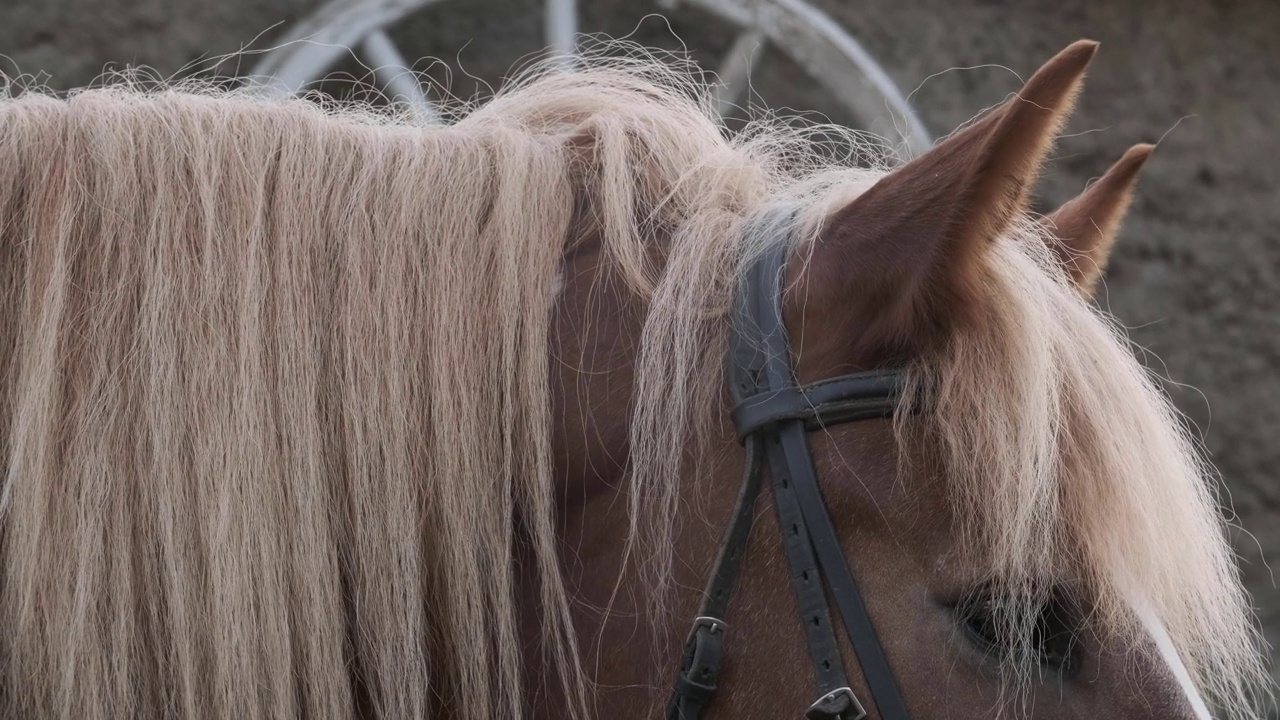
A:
0;51;1266;719
893;225;1271;716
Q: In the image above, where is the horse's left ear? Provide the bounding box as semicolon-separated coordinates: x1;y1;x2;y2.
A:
792;40;1098;368
1042;143;1153;295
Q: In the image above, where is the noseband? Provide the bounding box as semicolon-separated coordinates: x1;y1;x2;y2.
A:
667;223;911;720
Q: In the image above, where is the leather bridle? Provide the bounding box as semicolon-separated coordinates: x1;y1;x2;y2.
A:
666;219;912;720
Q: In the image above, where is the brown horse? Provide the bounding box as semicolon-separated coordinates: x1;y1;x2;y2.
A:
0;40;1269;719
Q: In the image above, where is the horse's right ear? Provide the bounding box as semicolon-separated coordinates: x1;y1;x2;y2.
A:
791;40;1098;370
1042;143;1153;295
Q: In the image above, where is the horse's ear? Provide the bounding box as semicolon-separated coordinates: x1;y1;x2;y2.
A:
1042;143;1153;295
793;40;1097;367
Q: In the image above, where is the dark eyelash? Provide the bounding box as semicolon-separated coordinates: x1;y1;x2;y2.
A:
955;587;1084;679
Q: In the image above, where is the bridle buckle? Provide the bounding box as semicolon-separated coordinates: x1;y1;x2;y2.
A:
805;686;865;720
690;616;727;637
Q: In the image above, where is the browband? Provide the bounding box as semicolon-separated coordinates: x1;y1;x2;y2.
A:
730;370;903;441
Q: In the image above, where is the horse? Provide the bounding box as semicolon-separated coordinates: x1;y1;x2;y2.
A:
0;39;1270;719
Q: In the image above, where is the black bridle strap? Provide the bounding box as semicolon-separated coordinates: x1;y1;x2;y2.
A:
740;234;861;720
667;215;911;720
774;417;907;719
666;436;765;720
746;238;911;720
731;371;904;441
765;426;862;720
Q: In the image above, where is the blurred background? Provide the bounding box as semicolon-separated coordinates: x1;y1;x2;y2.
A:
2;0;1277;698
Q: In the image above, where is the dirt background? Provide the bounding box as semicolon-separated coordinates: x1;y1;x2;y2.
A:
3;0;1277;701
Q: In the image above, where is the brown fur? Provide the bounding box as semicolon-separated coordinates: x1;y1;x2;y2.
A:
791;40;1098;373
1043;143;1154;293
0;42;1269;720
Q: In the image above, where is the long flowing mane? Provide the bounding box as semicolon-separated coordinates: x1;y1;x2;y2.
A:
0;51;1267;718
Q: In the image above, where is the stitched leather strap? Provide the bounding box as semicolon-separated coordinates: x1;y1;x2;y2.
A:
734;227;860;719
776;417;902;719
731;371;903;441
666;437;765;720
668;210;911;720
766;426;860;710
742;238;911;720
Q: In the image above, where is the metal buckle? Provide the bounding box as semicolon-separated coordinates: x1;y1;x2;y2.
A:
804;687;865;720
690;616;727;637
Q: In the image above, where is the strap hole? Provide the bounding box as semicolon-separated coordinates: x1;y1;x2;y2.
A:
781;477;789;489
811;616;821;627
791;524;799;536
801;570;809;581
822;659;831;670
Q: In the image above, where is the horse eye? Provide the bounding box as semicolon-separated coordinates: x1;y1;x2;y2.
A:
959;596;1003;653
1033;596;1083;678
956;590;1083;679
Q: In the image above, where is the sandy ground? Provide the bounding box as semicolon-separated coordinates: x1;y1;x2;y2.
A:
3;0;1278;702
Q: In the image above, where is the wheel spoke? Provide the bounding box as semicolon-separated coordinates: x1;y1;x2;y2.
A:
250;0;930;153
681;0;933;155
249;0;440;93
545;0;578;66
764;0;931;153
359;29;441;123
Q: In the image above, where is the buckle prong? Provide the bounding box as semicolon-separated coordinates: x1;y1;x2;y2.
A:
690;616;727;636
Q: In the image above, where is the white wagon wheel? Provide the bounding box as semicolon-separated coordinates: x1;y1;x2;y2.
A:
247;0;932;155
